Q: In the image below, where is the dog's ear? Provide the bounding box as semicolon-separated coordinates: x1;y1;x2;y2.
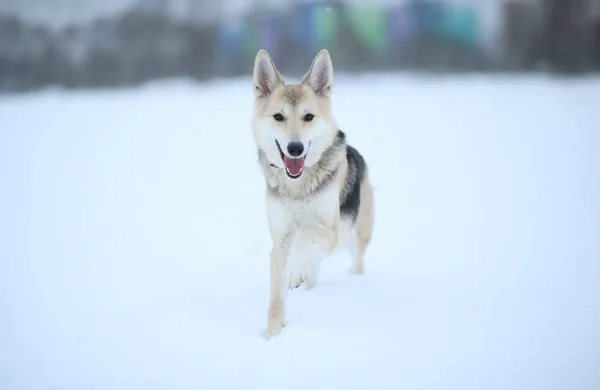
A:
302;49;333;97
253;50;283;98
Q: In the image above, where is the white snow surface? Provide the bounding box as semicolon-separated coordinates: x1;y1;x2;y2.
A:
1;75;599;390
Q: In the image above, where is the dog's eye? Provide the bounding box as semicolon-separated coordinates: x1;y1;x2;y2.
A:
273;113;284;122
303;114;315;122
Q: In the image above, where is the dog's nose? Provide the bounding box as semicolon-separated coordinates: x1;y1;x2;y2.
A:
287;142;304;157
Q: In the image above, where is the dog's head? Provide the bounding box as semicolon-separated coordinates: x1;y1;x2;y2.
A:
251;49;338;180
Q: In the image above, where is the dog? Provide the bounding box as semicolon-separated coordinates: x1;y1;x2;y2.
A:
251;49;375;338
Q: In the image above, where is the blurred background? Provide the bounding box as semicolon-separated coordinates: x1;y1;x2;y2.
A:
1;0;599;92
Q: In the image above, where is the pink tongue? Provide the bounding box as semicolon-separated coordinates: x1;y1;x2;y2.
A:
283;156;305;176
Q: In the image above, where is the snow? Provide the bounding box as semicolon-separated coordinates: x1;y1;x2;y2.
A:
1;74;599;390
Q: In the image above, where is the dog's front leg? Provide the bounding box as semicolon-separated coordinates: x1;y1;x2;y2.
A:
265;238;290;339
283;224;337;290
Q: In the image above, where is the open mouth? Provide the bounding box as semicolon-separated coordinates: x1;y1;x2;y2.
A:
275;140;305;179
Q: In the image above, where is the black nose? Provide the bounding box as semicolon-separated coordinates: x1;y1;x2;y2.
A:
287;142;304;157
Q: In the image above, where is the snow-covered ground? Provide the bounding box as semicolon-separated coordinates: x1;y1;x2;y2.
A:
1;75;599;390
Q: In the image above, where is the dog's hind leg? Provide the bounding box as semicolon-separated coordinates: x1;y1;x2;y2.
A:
350;178;374;274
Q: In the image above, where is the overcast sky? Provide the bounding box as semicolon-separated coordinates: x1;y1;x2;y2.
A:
0;0;532;30
0;0;138;27
0;0;284;27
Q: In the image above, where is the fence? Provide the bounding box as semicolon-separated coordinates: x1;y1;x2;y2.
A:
0;0;599;92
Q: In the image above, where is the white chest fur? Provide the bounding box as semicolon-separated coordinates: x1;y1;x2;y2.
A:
266;184;340;238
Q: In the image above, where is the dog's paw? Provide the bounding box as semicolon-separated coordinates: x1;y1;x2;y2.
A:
264;318;286;340
349;263;365;275
283;254;313;290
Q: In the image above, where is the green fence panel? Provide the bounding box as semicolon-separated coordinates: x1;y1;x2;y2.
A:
438;4;479;48
242;17;259;56
344;4;388;55
314;5;340;54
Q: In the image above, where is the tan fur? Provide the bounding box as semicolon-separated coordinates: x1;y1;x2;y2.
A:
251;49;374;339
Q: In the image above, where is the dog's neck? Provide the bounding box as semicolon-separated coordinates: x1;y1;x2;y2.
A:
258;130;347;200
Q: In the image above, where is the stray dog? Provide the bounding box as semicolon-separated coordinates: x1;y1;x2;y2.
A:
251;49;375;338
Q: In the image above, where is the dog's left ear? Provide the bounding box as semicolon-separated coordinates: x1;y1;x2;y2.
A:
302;49;333;97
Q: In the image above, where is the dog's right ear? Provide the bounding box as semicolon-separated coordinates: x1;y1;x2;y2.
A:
253;50;283;98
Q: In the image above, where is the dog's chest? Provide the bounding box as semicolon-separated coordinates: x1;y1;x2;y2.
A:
282;189;338;226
